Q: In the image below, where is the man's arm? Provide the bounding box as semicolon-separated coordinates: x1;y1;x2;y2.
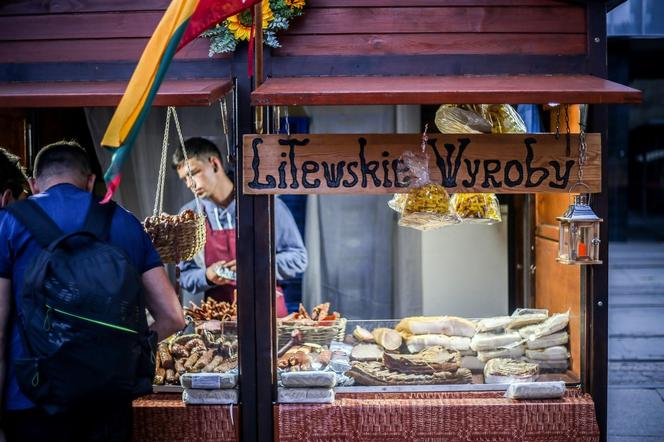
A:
142;267;185;341
0;278;11;415
274;199;308;280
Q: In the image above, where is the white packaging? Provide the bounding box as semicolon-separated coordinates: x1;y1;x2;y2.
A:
477;344;525;363
180;372;238;389
526;358;569;372
405;335;471;353
470;331;522;352
277;387;335;404
281;371;337;388
476;316;513;333
505;381;565;400
182;388;238;405
527;331;569;350
485;373;538;384
396;316;476;337
529;311;570;339
525;346;569;361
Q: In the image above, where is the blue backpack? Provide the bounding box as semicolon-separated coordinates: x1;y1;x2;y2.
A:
7;199;157;412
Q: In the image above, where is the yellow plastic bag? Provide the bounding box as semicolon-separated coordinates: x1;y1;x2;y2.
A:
451;193;502;224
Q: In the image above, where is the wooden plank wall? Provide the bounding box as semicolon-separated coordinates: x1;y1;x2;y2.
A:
0;0;219;63
277;0;587;57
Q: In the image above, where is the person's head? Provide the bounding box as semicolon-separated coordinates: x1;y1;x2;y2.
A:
0;147;28;208
171;137;231;200
31;141;95;194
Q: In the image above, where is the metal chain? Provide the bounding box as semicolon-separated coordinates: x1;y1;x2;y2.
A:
275;106;281;134
219;97;231;164
284;106;290;135
554;105;561;139
153;107;172;217
420;123;429;152
564;104;571;156
171;106;203;214
578;121;587;182
565;105;570;136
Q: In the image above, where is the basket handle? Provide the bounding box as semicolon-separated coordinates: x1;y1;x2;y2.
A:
153;107;172;217
171;107;203;215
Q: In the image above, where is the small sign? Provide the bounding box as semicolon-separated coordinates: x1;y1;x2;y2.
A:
242;134;601;194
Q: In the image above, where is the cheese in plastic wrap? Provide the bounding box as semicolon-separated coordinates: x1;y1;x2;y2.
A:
527;331;569;350
505;381;566;400
451;193;502;224
525;346;569;361
528;311;570;340
467;104;527;134
484;358;539;384
476;316;513;333
405;334;471;353
477;344;526;363
470;331;522;352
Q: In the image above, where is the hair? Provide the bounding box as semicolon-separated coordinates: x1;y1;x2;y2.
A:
171;137;222;170
33;140;92;182
0;147;28;199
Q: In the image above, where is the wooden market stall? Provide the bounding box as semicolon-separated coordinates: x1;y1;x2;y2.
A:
238;1;641;441
0;2;248;440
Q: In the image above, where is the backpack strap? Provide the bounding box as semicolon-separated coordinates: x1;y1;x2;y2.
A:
82;199;116;240
6;200;64;249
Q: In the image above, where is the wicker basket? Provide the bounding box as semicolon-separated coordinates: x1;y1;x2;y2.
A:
277;318;347;348
144;212;207;264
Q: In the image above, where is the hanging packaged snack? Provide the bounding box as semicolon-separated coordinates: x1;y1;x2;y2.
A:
393;127;460;230
434;104;493;134
450;193;502;224
468;104;528;134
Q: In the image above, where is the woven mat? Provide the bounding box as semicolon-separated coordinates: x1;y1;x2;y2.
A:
133;394;238;442
277;390;599;442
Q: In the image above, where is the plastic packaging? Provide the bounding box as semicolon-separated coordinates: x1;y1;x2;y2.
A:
528;311;570;340
476;316;513;333
477;344;526;363
505;381;566;400
525;346;569;361
396;316;476;337
468;104;528;134
527;331;569;350
182;388;238;404
277;387;335;404
451;193;502;224
405;335;471;353
484;358;539;384
281;371;337;388
470;331;522;352
393;135;460;230
434;105;493;134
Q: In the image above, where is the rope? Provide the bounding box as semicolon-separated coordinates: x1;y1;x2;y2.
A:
171;106;203;215
153;107;172;217
219;97;231;164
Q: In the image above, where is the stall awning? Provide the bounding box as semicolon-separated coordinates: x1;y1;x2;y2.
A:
251;75;641;106
0;79;233;108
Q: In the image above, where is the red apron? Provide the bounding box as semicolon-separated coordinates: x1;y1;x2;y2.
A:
203;219;288;317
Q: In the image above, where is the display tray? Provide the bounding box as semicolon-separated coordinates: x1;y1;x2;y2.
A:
337;371;580;393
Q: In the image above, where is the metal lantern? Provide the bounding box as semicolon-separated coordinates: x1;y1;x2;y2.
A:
556;194;603;265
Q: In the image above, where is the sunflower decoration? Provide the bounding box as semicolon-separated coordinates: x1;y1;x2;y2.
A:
204;0;305;55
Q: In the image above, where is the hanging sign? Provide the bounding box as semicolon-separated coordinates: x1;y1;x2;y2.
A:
242;133;601;194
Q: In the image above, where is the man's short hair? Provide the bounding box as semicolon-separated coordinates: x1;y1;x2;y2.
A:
171;137;221;169
34;140;92;181
0;147;28;198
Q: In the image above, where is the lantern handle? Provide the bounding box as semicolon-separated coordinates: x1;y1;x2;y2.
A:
567;181;592;205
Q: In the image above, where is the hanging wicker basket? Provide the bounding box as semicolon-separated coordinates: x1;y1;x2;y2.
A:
144;209;206;264
143;106;207;264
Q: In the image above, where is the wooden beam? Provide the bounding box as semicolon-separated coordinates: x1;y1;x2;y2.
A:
0;79;234;108
251;75;642;106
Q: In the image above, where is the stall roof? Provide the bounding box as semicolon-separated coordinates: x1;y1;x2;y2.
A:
0;79;233;108
251;75;642;106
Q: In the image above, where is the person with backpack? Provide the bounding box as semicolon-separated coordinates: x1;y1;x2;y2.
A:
0;141;185;442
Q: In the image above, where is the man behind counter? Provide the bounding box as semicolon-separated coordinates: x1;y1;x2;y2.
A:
173;137;307;317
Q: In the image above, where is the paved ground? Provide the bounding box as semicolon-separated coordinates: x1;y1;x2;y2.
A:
608;241;664;441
